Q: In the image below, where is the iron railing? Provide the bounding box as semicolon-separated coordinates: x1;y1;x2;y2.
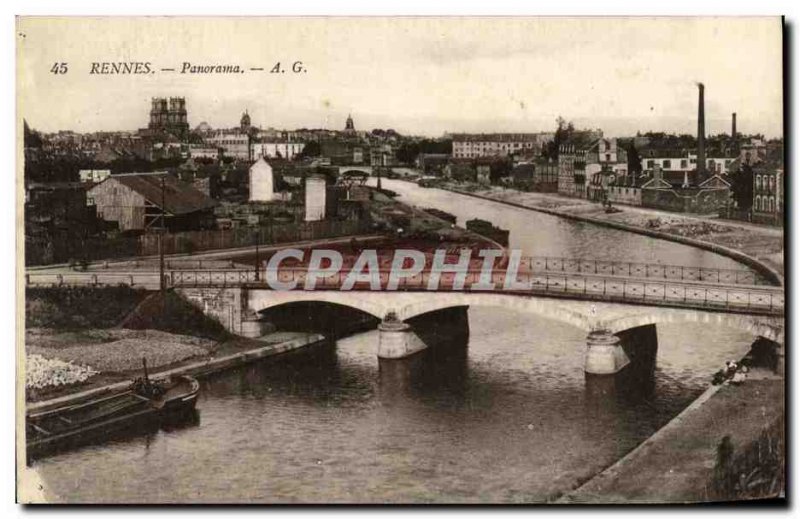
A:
163;268;784;316
522;257;766;286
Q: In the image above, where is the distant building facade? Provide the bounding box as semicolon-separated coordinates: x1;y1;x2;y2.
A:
640;150;734;178
205;131;251;161
752;158;783;223
252;141;306;160
557;130;603;198
189;146;220;160
452;133;554;159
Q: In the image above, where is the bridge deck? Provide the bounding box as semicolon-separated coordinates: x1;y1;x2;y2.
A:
25;268;785;316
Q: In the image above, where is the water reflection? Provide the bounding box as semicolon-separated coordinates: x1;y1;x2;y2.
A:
32;310;755;503
373;178;748;271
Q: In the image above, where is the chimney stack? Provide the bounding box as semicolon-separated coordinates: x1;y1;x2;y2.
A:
697;83;706;182
732;112;737;139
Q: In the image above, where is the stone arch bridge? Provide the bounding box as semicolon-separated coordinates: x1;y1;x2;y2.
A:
177;287;784;376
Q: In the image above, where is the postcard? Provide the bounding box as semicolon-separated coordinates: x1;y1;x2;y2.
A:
16;16;785;504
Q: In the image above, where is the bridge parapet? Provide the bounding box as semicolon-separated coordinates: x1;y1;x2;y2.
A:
166;268;784;317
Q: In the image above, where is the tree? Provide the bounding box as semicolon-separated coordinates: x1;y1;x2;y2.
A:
297;140;320;159
395;141;421;164
23;120;42;149
618;138;642;178
542;117;574;161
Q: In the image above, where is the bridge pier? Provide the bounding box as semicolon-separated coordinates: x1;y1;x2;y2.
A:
377;306;470;360
378;317;428;360
584;330;630;375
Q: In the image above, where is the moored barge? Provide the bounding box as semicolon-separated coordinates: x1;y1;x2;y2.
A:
26;373;199;460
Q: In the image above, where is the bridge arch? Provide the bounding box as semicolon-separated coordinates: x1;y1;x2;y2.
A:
602;309;784;344
247;290;597;333
247;290;784;343
248;290;388;320
395;292;595;332
338;166;373;176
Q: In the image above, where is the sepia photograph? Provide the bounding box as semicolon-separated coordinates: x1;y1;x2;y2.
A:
14;15;785;504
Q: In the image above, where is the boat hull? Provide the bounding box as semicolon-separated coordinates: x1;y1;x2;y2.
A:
26;375;199;462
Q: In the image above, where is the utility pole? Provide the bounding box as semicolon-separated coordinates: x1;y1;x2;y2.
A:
159;175;166;293
254;227;260;282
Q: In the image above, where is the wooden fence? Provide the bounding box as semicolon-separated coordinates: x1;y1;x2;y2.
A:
138;219;372;256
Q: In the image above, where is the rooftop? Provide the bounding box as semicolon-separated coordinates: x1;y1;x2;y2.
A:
110;174;217;215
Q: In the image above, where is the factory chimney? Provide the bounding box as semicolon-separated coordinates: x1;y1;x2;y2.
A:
697;83;706;182
731;112;738;153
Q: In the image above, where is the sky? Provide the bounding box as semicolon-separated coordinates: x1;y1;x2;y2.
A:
16;17;784;138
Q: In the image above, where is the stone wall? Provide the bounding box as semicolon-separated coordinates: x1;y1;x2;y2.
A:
641;187;730;214
177;287;243;334
606;186;642;206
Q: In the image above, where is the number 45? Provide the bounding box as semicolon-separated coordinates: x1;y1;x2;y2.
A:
50;62;68;74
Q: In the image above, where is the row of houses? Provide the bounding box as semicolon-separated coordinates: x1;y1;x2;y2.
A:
450;132;555;159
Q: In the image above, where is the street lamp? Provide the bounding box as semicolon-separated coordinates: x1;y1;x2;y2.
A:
114;171;169;293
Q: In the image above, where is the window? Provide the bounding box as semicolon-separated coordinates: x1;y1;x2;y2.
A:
754;196;761;211
647;160;655;168
605;153;611;162
663;159;672;169
681;159;688;169
756;175;762;189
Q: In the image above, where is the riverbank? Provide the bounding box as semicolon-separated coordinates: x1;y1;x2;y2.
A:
436;183;784;283
23;286;329;407
559;372;784;503
27;330;326;412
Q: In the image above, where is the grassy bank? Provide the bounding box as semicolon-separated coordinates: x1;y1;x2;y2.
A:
119;291;230;341
25;287;232;402
26;286;150;329
708;415;784;500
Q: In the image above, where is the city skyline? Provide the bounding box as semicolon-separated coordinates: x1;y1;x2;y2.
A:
18;17;783;139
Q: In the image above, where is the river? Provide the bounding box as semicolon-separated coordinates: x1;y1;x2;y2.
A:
32;179;757;503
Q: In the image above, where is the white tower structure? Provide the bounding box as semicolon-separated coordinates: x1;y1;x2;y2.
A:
249;157;274;202
304;175;327;221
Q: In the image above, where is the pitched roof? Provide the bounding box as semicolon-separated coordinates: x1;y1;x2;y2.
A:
699;175;732;188
112;174;217;215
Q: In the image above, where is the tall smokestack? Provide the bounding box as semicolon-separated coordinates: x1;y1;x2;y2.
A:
697;83;706;181
731;112;737;139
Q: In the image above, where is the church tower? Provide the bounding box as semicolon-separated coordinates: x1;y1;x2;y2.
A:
344;113;355;133
240;110;252;132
